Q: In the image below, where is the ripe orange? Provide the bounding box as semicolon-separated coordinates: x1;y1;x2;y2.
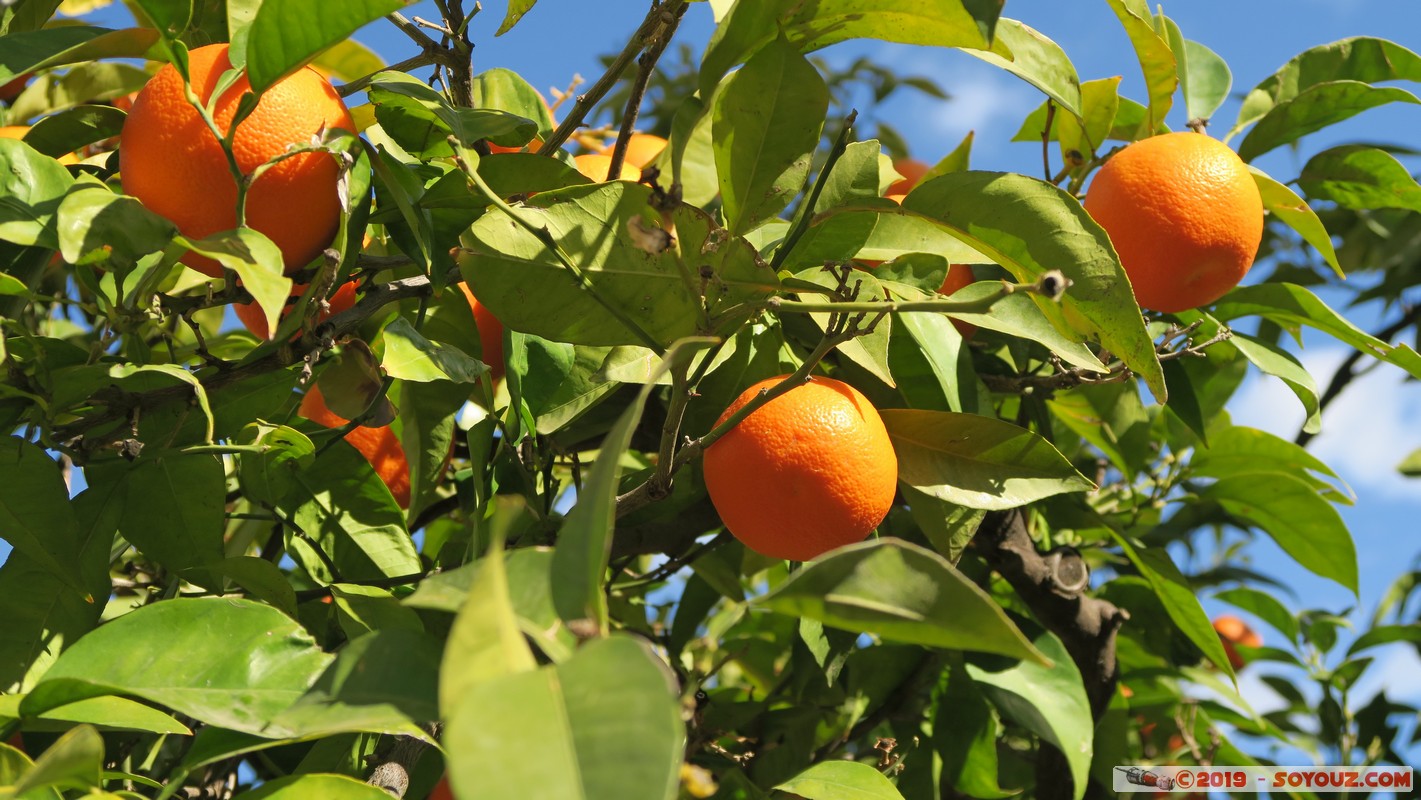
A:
1083;132;1263;313
234;281;358;340
886;158;929;196
299;384;411;508
0;126;79;164
1212;614;1262;670
119;44;355;278
599;133;667;168
456;282;505;382
703;375;897;561
573;153;640;183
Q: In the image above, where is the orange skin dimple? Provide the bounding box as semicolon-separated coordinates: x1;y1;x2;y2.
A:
299;385;411;509
573;153;641;183
457;282;505;382
119;44;356;277
234;281;357;340
1083;132;1263;313
703;375;897;561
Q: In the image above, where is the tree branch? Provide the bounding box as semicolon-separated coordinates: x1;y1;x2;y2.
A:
606;1;687;179
537;0;688;156
981;322;1231;396
1296;303;1421;446
973;509;1128;800
366;724;440;798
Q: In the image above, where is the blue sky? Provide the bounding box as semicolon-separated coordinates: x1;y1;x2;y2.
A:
5;0;1419;761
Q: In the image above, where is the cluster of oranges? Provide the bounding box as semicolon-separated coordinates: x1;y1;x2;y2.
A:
29;40;1262;557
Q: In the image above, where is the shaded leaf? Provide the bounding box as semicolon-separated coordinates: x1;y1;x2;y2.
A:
775;760;905;799
1249;168;1344;279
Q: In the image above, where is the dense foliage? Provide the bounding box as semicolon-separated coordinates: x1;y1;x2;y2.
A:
0;1;1419;799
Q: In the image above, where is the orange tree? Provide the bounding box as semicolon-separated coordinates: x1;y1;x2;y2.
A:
0;1;1419;799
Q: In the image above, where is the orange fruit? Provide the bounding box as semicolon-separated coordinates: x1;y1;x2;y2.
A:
1212;614;1262;670
0;126;79;164
573;153;640;183
456;282;505;382
886;158;930;196
599;133;667;168
429;777;454;800
119;44;355;278
299;384;411;509
234;280;358;340
0;74;28;103
1083;132;1263;313
703;375;897;561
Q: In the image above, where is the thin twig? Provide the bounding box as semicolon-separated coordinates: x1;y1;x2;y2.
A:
771;110;859;271
607;1;688;178
537;0;688;156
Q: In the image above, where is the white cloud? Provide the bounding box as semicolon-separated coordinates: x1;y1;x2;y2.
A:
1228;346;1421;504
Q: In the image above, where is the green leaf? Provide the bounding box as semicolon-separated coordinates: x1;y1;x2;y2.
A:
883;409;1093;510
309;37;386;82
964;18;1082;118
279;440;422;582
444;635;683;800
87;453;225;590
470;67;555;136
21;598;333;735
1103;0;1176;136
381;317;488;383
1346;623;1421;657
57;184;177;270
713;37;827;234
0;139;76;249
936;666;1014;798
1212;283;1421;382
901;171;1165;401
461;183;776;348
1106;532;1236;677
1299;145;1421;213
774;760;905;799
1190;424;1346;497
270;628;438;739
1399;447;1421;477
215;557;300;620
1249;168;1344;279
811;140;889;212
782;207;989;268
367;72;537;157
229;774;398;799
887;279;967;411
901;487;984;565
1229;333;1322;435
1238;81;1420;162
1214;587;1300;643
966;631;1092;800
0;27;160;83
0;694;189;735
759;538;1049;664
9;724;102;795
23;104;126;159
1055;77;1120;163
1203;473;1359;594
495;0;537;36
1181;39;1231;122
794;267;893;387
129;0;192;36
1232;37;1421;138
237;422;315;508
441;504;536;717
553;338;714;632
3;0;63;35
241;0;408;93
699;0;1002;97
0;436;88;599
329;584;424;637
184;228;293;333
